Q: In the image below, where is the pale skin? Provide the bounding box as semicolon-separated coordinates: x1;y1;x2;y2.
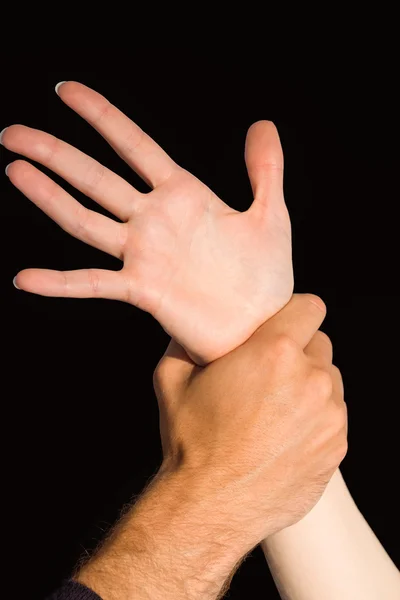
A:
3;82;399;598
2;81;293;365
262;469;400;600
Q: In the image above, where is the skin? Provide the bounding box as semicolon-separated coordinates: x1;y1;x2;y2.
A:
262;469;400;600
5;82;398;598
76;295;348;600
2;81;293;364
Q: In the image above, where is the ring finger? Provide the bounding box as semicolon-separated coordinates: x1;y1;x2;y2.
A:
2;124;140;221
7;160;126;259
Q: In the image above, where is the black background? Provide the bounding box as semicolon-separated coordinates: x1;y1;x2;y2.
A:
2;49;399;599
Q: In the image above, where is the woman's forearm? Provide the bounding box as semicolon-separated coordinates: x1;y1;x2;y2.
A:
261;469;400;600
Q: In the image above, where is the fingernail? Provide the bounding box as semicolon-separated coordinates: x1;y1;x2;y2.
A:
0;127;8;144
5;163;11;176
13;276;20;290
55;81;67;95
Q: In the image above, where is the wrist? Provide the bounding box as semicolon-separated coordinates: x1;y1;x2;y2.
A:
262;470;352;550
76;468;252;600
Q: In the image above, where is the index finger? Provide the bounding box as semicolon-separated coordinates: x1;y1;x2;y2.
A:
254;294;327;349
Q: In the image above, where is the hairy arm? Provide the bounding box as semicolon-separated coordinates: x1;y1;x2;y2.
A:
75;471;251;600
73;295;348;600
5;82;397;599
261;469;400;600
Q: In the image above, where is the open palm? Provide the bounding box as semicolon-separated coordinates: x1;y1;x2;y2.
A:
3;82;293;364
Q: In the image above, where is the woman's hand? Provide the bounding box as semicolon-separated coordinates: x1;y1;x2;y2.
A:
3;82;293;364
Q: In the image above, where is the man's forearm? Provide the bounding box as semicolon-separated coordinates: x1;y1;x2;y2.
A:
261;469;400;600
75;469;252;600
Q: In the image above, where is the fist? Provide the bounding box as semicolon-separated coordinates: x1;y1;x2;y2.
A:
154;294;347;547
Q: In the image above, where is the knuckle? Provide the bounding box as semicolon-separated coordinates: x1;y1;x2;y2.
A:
44;135;61;164
310;368;333;398
83;161;106;192
315;330;332;350
87;269;101;295
272;334;299;360
117;224;129;258
252;159;283;174
332;365;344;395
340;437;349;460
153;362;162;389
329;403;348;435
93;99;112;125
334;436;348;464
61;272;72;297
342;401;348;424
122;124;145;155
121;271;135;305
73;205;91;236
340;402;348;430
153;358;168;392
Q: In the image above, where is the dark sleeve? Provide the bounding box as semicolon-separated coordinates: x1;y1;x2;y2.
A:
46;579;103;600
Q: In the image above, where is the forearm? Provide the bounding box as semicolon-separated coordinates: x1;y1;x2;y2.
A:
75;470;251;600
261;469;400;600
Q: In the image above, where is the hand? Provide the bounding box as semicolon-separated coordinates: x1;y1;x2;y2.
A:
154;294;348;544
3;81;293;364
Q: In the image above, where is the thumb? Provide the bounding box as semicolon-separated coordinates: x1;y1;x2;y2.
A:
248;293;327;350
245;120;285;217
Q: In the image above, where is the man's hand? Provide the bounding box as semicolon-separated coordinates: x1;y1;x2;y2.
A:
154;294;348;543
75;294;347;600
2;81;293;364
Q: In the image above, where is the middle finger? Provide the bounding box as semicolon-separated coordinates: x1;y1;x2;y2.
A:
2;124;141;221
